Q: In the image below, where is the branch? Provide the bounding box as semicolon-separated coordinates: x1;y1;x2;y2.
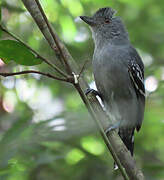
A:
0;70;72;83
87;92;145;180
86;92;129;180
34;0;72;74
78;60;89;78
20;1;144;179
0;25;67;78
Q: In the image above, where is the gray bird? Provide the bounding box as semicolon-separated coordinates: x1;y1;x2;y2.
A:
80;7;145;166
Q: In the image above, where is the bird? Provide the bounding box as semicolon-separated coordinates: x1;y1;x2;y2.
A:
80;7;145;169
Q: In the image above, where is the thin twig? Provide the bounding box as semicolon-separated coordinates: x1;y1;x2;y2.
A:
34;0;72;75
0;70;72;82
0;25;67;78
79;60;89;78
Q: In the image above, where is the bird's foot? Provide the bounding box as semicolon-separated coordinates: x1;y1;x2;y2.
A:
105;122;121;135
85;88;102;99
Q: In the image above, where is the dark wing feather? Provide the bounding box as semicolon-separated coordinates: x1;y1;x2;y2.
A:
128;60;145;98
128;49;145;131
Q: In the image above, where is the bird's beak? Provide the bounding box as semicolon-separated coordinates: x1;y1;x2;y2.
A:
80;16;96;26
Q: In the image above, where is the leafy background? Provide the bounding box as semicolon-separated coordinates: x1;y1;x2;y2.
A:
0;0;164;180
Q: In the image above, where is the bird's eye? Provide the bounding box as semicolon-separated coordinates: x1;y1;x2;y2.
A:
105;18;110;24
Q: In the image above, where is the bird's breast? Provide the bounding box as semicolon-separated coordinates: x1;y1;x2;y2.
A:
92;48;132;99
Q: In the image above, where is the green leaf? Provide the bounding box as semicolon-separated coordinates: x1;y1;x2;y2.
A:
0;40;42;66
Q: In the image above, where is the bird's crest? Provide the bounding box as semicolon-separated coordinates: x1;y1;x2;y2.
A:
93;7;116;19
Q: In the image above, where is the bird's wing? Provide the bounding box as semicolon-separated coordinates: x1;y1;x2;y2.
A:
128;50;145;131
128;60;145;98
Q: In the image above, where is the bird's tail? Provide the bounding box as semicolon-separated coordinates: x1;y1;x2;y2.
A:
114;127;135;170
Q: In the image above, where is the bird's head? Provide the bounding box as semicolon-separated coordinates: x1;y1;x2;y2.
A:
80;7;129;45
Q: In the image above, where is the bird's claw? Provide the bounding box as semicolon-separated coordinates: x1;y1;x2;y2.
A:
105;122;121;135
85;88;103;99
85;88;97;95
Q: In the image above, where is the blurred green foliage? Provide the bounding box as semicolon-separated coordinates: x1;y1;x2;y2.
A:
0;40;42;65
0;0;164;180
